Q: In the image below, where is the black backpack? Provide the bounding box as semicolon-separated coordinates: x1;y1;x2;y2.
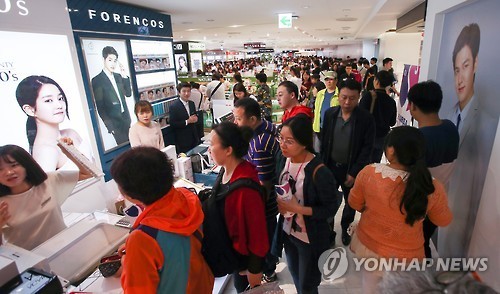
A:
197;168;266;277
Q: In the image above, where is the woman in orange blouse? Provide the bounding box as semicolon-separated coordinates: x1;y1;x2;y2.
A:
348;126;452;293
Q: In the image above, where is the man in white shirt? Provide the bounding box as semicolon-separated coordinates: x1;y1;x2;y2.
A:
205;72;226;101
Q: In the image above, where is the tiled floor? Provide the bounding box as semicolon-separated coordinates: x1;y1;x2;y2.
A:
222;199;363;294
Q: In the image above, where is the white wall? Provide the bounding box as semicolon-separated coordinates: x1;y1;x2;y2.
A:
335;43;363;59
377;32;423;84
362;39;377;60
318;43;362;59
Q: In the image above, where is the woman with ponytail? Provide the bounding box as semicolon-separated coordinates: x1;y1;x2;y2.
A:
16;75;93;171
348;126;452;293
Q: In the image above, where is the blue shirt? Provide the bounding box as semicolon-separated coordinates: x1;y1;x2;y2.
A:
420;119;459;168
320;91;334;128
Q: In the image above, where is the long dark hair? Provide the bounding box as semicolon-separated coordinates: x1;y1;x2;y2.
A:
385;126;435;226
15;76;70;153
0;145;47;196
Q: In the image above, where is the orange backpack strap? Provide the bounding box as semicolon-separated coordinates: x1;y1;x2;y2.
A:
312;163;325;183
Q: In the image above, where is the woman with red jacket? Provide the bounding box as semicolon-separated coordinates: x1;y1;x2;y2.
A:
209;122;269;292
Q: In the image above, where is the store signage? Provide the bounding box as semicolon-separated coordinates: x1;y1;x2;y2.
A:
188;42;206;51
87;9;165;28
173;43;183;50
278;13;292;29
244;42;266;49
259;48;274;53
67;0;172;37
0;0;29;16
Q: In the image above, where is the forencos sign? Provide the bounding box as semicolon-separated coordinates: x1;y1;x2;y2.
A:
87;9;164;28
0;0;29;16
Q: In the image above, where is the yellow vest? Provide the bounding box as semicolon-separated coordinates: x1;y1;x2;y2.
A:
313;88;339;132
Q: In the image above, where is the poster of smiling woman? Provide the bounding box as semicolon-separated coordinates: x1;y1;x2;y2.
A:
0;30;94;172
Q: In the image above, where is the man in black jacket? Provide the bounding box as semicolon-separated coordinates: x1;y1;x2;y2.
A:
359;70;397;163
320;79;375;246
169;82;200;154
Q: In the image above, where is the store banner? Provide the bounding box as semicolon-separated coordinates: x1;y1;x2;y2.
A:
397;64;419;126
68;0;176;179
432;0;500;286
67;0;172;37
0;31;95;171
0;0;96;172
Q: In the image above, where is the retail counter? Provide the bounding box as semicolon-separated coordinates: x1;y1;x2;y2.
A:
0;178;230;294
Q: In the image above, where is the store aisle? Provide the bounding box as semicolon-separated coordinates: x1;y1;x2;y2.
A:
222;200;363;294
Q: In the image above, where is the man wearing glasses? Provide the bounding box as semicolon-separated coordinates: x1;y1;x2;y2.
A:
320;79;375;246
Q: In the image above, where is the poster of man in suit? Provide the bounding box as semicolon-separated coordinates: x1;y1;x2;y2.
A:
81;39;136;151
434;0;500;260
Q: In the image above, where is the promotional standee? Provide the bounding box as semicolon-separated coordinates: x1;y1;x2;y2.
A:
173;41;206;74
421;0;500;290
0;2;96;173
398;64;420;127
67;0;178;180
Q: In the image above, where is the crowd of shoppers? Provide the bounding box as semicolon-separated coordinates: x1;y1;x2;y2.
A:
4;54;471;294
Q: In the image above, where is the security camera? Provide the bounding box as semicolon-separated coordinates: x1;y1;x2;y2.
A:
340;37;344;40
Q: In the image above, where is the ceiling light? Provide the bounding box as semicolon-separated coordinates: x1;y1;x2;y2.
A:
186;28;199;31
303;5;310;9
336;17;357;21
229;24;244;28
267;33;270;37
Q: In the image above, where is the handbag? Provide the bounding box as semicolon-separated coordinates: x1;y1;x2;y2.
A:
98;253;121;277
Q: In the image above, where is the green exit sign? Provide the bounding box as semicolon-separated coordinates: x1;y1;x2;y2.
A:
278;13;292;29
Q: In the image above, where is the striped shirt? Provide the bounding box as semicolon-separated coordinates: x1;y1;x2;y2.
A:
246;120;280;217
245;120;280;182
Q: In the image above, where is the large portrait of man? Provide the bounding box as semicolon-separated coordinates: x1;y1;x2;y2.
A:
435;1;500;259
81;38;136;152
91;46;132;145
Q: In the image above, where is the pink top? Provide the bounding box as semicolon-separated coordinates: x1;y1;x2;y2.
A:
349;164;452;259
